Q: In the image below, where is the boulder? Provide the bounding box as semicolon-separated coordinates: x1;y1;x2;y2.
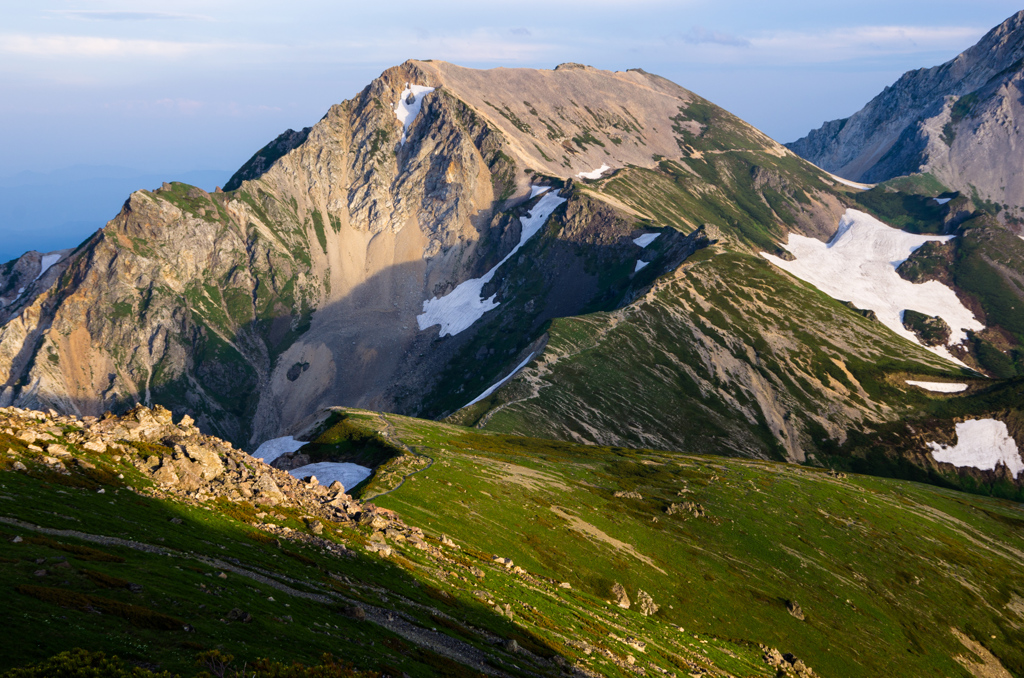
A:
612;582;631;609
637;590;658;616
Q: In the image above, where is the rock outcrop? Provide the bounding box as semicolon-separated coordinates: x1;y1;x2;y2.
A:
788;11;1024;211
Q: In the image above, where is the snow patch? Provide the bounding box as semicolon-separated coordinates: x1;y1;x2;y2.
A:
827;172;873;190
934;197;952;205
463;352;536;409
761;209;983;366
927;419;1023;478
251;436;307;464
35;253;61;281
633;233;660;248
634;260;649;273
577;164;610;180
529;185;551;198
288;462;372;491
394;84;435;145
905;380;968;393
417;190;567;337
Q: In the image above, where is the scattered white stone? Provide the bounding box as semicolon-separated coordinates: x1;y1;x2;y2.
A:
905;381;968;393
761;209;983;367
251;436;306;464
394;83;435;145
633;233;660;248
418;190;566;337
927;419;1023;478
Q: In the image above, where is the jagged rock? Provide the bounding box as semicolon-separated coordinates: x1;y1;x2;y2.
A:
637;590;658;616
613;490;642;499
12;461;26;471
666;501;705;518
787;600;805;621
152;465;180;486
612;582;631;609
254;473;285;504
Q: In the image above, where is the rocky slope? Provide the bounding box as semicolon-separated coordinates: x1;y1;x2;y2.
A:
787;10;1024;212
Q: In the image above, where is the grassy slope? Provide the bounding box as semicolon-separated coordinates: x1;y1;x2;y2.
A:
452;245;969;461
357;410;1024;678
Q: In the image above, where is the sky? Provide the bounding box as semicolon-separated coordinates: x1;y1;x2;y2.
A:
0;1;1020;258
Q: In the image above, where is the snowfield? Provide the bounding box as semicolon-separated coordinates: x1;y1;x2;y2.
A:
251;436;307;464
633;233;660;248
927;419;1023;478
634;260;649;273
577;164;610;180
394;84;435;145
35;253;61;281
463;352;536;409
287;462;372;491
417;189;567;337
934;197;952;205
761;209;983;366
905;380;968;393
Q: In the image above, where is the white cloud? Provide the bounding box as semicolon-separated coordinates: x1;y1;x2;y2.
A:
48;11;214;22
0;34;215;58
748;25;986;62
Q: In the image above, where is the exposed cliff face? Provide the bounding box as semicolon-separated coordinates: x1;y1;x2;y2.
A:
787;11;1024;209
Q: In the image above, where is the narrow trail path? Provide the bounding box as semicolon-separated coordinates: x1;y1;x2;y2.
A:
363;413;435;501
1;515;529;678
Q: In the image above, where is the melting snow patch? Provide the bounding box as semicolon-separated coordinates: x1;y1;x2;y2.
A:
634;260;649;273
827;172;873;190
417;190;567;337
906;380;968;393
251;436;307;464
577;164;610;180
529;185;551;198
927;419;1023;478
463;352;536;409
761;208;983;366
394;84;435;145
633;233;660;248
35;253;61;281
934;197;952;205
288;462;372;490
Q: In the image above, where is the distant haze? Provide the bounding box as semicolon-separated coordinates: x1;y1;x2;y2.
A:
1;2;1020;257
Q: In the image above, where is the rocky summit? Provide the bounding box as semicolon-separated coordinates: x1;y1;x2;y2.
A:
788;10;1024;213
1;23;1024;676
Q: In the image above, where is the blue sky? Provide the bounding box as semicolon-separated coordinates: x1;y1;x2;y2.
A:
2;1;1019;175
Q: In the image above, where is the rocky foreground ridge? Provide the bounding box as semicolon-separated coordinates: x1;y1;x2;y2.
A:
788;10;1024;213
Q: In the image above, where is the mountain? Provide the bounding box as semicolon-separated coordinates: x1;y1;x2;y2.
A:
0;166;232;263
3;404;1024;677
787;10;1024;213
0;60;1020;498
